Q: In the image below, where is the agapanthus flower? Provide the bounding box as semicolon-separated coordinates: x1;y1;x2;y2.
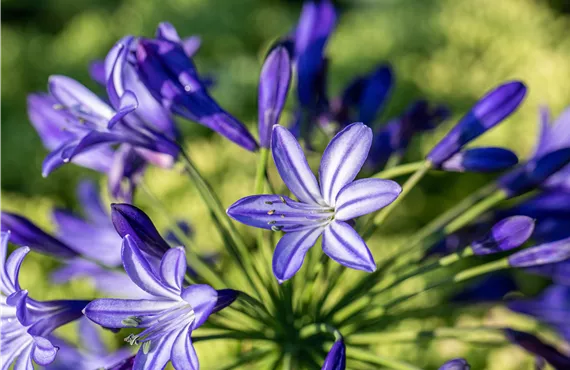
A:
365;100;449;170
227;122;401;282
438;358;470;370
321;339;346;370
508;236;570;268
46;318;133;370
258;43;292;148
84;235;238;370
332;64;394;127
427;81;526;165
0;232;89;369
508;285;570;342
135;32;258;151
531;106;570;191
505;329;570;370
471;216;534;255
438;147;518;173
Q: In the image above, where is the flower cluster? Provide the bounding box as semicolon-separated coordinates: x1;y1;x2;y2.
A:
2;0;570;369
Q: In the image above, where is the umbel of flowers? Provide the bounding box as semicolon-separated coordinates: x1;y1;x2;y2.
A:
2;1;570;369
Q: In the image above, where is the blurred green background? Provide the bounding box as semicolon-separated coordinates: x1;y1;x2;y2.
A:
2;0;570;368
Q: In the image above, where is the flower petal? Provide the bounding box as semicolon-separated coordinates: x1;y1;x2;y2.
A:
13;344;34;370
156;22;181;43
181;284;217;329
508;237;570;267
89;60;106;85
160;247;186;292
1;246;30;294
171;324;199;370
84;298;176;328
319;122;373;205
321;340;346;370
272;125;324;205
334;178;401;221
227;194;331;231
322;221;375;272
121;235;178;299
78;317;108;356
133;329;178;370
358;65;393;124
31;337;58;366
272;226;324;282
440;147;518;172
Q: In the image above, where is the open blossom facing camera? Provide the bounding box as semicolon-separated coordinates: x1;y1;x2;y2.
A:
228;122;401;282
84;236;238;370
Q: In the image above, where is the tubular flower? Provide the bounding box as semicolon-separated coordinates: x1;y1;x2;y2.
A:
321;340;346;370
0;232;89;369
227;123;401;282
84;235;238;370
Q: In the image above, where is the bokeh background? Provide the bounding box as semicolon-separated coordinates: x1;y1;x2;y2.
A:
2;0;570;368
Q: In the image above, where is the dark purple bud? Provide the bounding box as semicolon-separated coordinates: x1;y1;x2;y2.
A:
427;81;526;165
505;329;570;370
136;38;258;151
438;358;470;370
213;289;239;314
509;191;570;219
110;203;170;259
440;147;518;172
499;148;570;197
471;216;534;255
358;65;393;124
508;236;570;267
321;340;346;370
258;44;292;148
0;212;78;259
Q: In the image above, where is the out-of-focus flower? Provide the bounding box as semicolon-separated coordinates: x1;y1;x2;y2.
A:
321;339;346;370
505;329;570;370
508;237;570;268
258;43;292;148
508;285;570;342
84;236;238;370
452;273;518;303
135;36;258;151
46;318;133;370
438;147;518;173
438;358;470;370
471;216;534;255
427;81;526;165
0;232;88;369
227;123;401;282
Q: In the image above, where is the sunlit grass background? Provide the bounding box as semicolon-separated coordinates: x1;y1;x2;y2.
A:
2;0;570;368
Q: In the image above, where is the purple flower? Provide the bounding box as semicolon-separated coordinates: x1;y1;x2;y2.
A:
84;235;237;370
258;43;292;148
0;232;88;369
111;203;172;260
532;106;570;191
427;81;526;165
46;318;133;370
527;261;570;286
333;64;394;127
321;340;346;370
366;100;449;171
505;328;570;369
135;37;258;151
438;358;470;370
0;212;78;259
294;0;336;109
439;147;518;173
227;123;401;282
508;285;570;343
508;237;570;267
471;216;534;255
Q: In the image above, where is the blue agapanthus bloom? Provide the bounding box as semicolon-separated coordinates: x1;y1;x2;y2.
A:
84;235;238;370
0;232;89;369
438;358;470;370
321;339;346;370
227;122;401;281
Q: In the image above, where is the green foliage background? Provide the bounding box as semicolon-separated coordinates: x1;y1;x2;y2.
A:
2;0;570;368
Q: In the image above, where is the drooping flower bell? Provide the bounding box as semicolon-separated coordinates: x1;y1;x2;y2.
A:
84;235;238;370
227;122;401;282
135;34;258;151
427;81;527;166
0;232;89;369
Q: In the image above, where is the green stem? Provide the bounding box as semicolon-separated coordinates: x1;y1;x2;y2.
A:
299;322;343;341
254;148;270;194
362;161;431;240
238;291;273;320
348;348;422;370
372;161;426;180
138;182;224;287
192;331;273;342
444;189;508;234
